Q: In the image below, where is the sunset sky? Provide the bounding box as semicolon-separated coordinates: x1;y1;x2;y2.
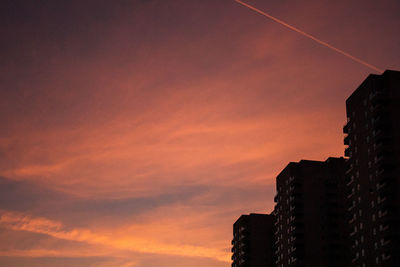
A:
1;0;400;266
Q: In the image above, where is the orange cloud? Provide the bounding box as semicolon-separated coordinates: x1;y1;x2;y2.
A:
0;210;230;263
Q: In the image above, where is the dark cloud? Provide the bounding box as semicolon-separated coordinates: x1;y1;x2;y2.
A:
0;176;209;226
0;176;66;212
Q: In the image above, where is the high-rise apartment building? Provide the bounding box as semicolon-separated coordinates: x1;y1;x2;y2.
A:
273;158;350;267
343;70;400;266
231;213;275;267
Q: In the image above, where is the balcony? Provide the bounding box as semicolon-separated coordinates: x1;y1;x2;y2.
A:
345;165;353;175
378;210;388;218
289;185;302;194
370;89;387;101
370;90;381;100
344;134;350;145
348;203;356;211
347;191;355;199
379;224;389;232
381;238;390;246
372;103;389;118
377;182;386;191
377;196;387;204
343;122;350;134
345;147;351;157
346;177;354;186
376;168;385;177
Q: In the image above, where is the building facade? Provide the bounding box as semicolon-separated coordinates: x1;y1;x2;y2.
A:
273;158;350;267
343;70;400;266
232;213;275;267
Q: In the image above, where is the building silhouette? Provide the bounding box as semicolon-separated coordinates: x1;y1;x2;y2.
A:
231;69;400;267
232;213;275;267
343;70;400;266
273;158;350;267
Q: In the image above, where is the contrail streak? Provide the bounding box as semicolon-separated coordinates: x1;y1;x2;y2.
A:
235;0;383;73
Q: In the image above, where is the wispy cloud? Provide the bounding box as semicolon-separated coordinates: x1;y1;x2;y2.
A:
0;210;230;262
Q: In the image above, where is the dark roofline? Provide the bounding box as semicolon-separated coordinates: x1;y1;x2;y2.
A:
276;157;344;178
346;70;400;106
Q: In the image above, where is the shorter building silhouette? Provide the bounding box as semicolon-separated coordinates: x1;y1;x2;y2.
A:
273;158;350;267
232;213;275;267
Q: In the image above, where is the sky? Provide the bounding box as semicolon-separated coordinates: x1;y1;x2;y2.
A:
0;0;399;266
